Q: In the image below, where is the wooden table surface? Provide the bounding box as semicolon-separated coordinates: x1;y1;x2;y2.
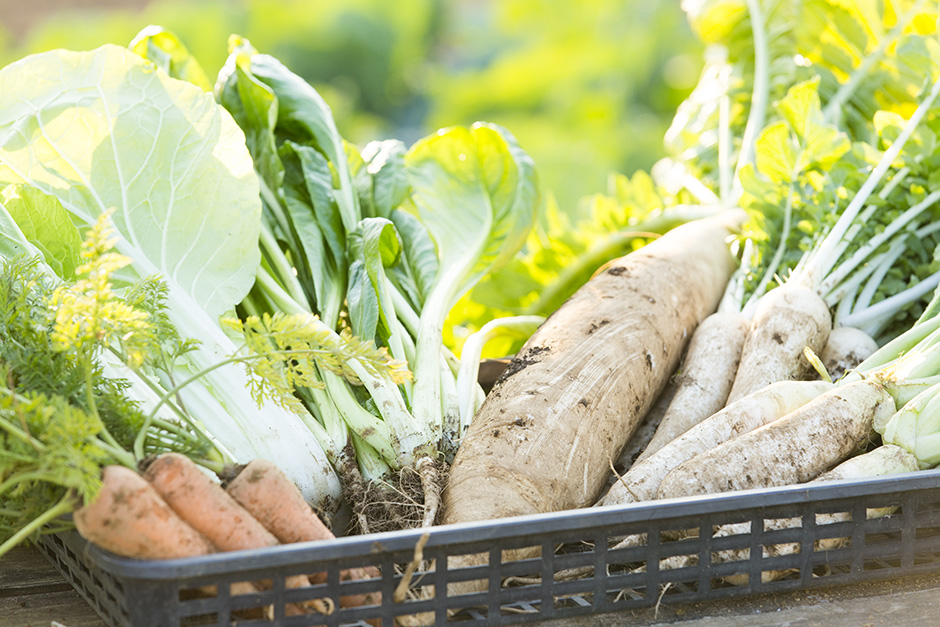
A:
4;543;940;627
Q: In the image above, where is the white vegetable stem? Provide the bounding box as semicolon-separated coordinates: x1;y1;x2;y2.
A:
729;0;769;206
792;74;940;291
455;315;546;433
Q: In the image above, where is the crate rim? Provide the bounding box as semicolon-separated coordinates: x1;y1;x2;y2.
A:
76;467;940;581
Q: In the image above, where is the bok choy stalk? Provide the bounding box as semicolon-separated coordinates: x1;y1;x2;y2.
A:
207;36;539;502
0;44;368;509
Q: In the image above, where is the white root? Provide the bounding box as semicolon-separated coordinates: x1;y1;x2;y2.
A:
821;326;879;381
657;379;896;500
635;311;749;463
727;285;832;404
598;379;832;507
670;444;920;586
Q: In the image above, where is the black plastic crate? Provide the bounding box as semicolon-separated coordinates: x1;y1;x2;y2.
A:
37;469;940;626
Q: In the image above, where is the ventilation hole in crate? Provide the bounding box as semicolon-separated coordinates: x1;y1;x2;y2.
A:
180;584;217;601
446;552;489;594
660;528;695;544
863;557;901;572
762;516;799;533
711;545;750;566
451;605;488;623
65;546;77;563
659;552;696;572
180;611;219;626
551;559;595;584
814;535;850;553
303;570;327;585
915;526;940;540
290;593;336;618
448;551;487;570
551;593;591;613
866;529;903;545
232;603;275;621
501;545;540;565
607;557;644;577
609;583;647;603
499;598;543;617
253;578;274;591
816;511;851;524
763;540;801;561
231;580;260;596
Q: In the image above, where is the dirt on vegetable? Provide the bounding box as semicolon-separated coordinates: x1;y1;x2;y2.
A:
339;451;449;535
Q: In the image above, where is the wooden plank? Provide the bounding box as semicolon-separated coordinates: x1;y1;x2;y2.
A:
0;588;104;627
1;545;104;626
0;545;73;593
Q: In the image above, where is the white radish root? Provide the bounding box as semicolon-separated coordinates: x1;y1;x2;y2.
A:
598;379;832;507
821;326;879;381
443;211;744;525
657;379;895;500
440;210;745;594
635;310;749;463
726;285;832;404
662;444;920;586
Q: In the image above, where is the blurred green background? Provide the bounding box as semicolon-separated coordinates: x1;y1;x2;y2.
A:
0;0;702;213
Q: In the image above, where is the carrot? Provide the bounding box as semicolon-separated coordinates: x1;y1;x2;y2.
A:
74;465;216;560
634;310;749;463
656;379;895;500
597;379;832;507
142;453;331;616
725;285;833;404
142;453;281;552
223;459;334;545
73;465;262;606
440;210;744;576
224;459;381;609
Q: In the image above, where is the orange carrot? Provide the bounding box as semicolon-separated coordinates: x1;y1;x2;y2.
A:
224;458;334;545
74;465;216;560
225;459;381;608
74;465;261;607
142;453;280;552
142;453;331;616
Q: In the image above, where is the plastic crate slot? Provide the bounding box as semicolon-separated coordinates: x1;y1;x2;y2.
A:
659;527;696;544
913;553;940;566
863;556;901;571
180;611;218;626
914;526;940;540
503;596;543;614
609;584;646;603
500;544;539;565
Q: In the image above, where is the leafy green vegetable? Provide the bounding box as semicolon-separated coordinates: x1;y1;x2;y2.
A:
451;0;940;348
0;186;82;281
208;36;540;492
0;44;341;505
